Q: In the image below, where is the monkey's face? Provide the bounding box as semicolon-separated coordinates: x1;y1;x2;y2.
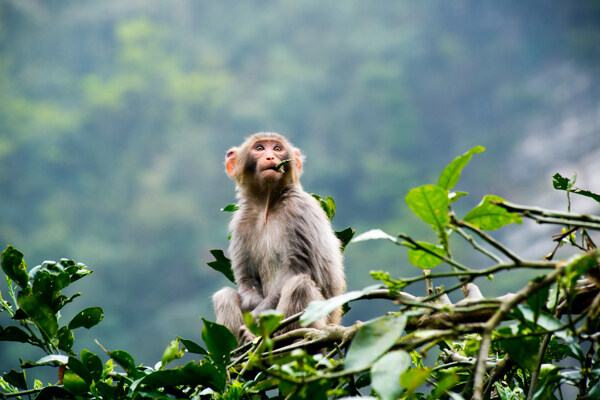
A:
226;133;303;192
248;139;289;183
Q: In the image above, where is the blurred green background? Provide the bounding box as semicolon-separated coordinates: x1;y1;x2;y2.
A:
1;0;599;373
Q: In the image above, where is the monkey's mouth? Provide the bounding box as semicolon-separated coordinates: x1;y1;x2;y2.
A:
263;165;284;173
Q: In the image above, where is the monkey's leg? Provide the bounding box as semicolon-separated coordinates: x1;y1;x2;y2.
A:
212;287;245;340
276;274;326;333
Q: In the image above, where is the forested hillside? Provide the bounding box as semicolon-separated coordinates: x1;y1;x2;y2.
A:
1;0;599;368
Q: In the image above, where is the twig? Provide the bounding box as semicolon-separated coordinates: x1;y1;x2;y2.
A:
529;216;600;230
424;269;433;297
237;338;264;377
274;311;303;333
1;387;45;399
398;233;471;271
452;225;504;264
401;260;556;286
497;201;600;224
527;300;568;400
452;216;521;263
482;355;515;399
526;333;552;400
544;227;579;260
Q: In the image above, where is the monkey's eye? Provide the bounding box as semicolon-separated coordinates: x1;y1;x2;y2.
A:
254;144;265;151
273;145;282;152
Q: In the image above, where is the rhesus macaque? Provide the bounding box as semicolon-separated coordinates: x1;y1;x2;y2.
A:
213;132;345;343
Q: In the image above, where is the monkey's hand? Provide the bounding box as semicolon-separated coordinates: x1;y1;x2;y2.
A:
238;325;257;344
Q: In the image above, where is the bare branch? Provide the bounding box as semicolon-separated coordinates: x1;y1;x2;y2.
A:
453;216;521;263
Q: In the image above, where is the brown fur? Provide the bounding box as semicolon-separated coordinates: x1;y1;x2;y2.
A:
213;132;345;342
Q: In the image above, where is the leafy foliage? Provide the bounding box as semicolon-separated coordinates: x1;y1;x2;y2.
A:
2;149;600;399
553;172;600;204
206;249;235;284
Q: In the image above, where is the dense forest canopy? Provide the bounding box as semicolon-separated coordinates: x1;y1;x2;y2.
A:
1;0;599;370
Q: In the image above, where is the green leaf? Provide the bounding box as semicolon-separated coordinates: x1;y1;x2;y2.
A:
553;173;600;203
449;191;469;202
57;327;75;352
206;249;235;284
3;369;27;390
55;271;71;291
221;204;239;212
31;271;53;305
31;269;70;311
94;381;117;399
256;310;284;337
105;349;139;378
68;307;104;330
345;314;407;371
463;195;522;230
371;350;410;400
552;172;573;191
177;337;208;355
201;318;237;372
0;326;32;343
301;285;381;327
405;185;450;231
65;263;92;283
437;146;485;191
21;355;68;368
275;158;295;172
351;228;399;244
335;227;356;252
54;293;82;313
17;292;58;338
498;329;539;371
68;356;92;384
81;350;103;382
532;367;562;400
571;188;600;203
370;271;407;291
526;278;550;313
565;337;585;362
312;194;336;221
34;386;76;400
1;245;29;288
140;361;225;392
161;339;184;369
355;373;371;389
400;367;431;392
431;373;460;398
342;302;352;315
62;369;90;396
509;304;566;339
407;241;445;269
243;312;260;335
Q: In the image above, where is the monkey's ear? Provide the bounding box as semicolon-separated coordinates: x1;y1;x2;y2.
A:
225;147;238;177
294;149;303;174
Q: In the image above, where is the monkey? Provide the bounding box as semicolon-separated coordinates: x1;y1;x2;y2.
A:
212;132;345;343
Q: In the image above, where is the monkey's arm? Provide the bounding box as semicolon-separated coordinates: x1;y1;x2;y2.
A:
233;260;264;312
285;194;346;300
238;283;263;312
250;289;282;315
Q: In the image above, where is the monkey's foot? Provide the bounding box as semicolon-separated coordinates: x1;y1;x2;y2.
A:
238;325;257;344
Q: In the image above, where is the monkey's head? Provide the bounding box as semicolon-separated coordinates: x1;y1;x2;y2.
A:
226;132;304;194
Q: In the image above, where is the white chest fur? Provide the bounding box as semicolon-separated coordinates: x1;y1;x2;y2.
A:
247;215;287;296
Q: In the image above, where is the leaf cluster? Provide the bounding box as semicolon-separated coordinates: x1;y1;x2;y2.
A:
3;147;600;400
